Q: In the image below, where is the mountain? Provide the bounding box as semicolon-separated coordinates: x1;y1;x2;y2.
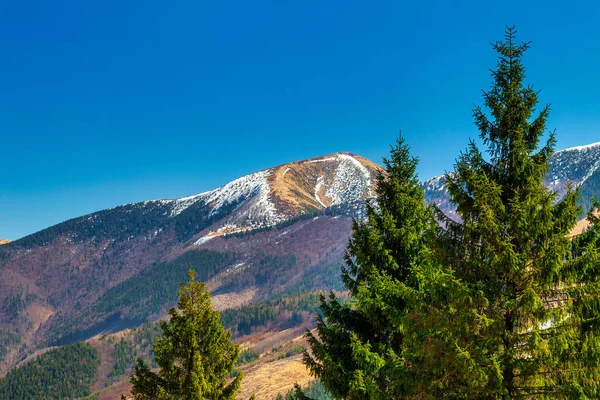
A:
1;144;600;398
0;152;382;375
0;240;9;245
424;142;600;219
7;153;381;249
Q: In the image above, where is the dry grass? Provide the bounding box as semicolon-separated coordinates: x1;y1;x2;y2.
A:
93;379;133;400
238;354;311;400
267;153;383;218
270;162;328;214
210;287;257;311
570;212;598;237
88;337;118;393
235;329;314;399
570;218;590;237
25;302;54;327
238;327;306;354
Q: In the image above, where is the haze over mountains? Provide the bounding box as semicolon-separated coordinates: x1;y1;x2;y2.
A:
1;143;600;397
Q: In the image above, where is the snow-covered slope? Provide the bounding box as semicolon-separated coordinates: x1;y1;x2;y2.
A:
175;152;382;239
7;153;381;251
546;142;600;200
423;142;600;218
10;143;599;249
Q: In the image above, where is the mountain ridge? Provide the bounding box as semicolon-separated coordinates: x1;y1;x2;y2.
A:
424;141;600;219
0;152;381;376
6;152;381;248
1;143;600;389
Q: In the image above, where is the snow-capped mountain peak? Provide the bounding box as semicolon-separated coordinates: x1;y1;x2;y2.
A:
161;153;383;241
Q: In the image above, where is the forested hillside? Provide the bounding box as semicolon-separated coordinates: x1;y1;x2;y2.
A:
1;142;599;397
46;249;236;346
0;343;99;399
0;153;378;377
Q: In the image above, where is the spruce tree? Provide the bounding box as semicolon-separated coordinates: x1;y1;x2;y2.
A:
431;26;600;398
303;137;435;399
128;269;243;400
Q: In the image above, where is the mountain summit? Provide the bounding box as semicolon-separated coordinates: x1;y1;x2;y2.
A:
161;152;383;240
4;152;381;251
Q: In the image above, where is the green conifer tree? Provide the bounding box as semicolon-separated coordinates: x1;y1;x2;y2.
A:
128;269;243;400
302;27;600;400
431;26;600;399
302;137;436;399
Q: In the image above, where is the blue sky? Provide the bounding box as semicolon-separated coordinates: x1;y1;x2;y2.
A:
1;0;599;240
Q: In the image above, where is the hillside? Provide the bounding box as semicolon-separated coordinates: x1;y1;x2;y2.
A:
1;144;599;397
0;152;381;376
0;240;10;245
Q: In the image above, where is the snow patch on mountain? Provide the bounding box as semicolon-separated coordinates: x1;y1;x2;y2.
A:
556;142;600;153
194;236;213;245
546;142;600;198
203;171;269;216
580;161;600;185
314;176;326;208
306;157;336;164
199;170;286;229
423;174;447;193
326;154;373;205
170;193;206;217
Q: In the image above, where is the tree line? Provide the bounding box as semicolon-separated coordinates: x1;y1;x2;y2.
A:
0;342;99;399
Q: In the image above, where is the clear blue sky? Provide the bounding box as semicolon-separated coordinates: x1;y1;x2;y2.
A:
1;0;599;240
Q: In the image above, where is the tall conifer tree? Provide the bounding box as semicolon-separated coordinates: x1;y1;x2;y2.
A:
303;137;435;399
128;270;243;400
303;27;600;399
433;26;600;398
